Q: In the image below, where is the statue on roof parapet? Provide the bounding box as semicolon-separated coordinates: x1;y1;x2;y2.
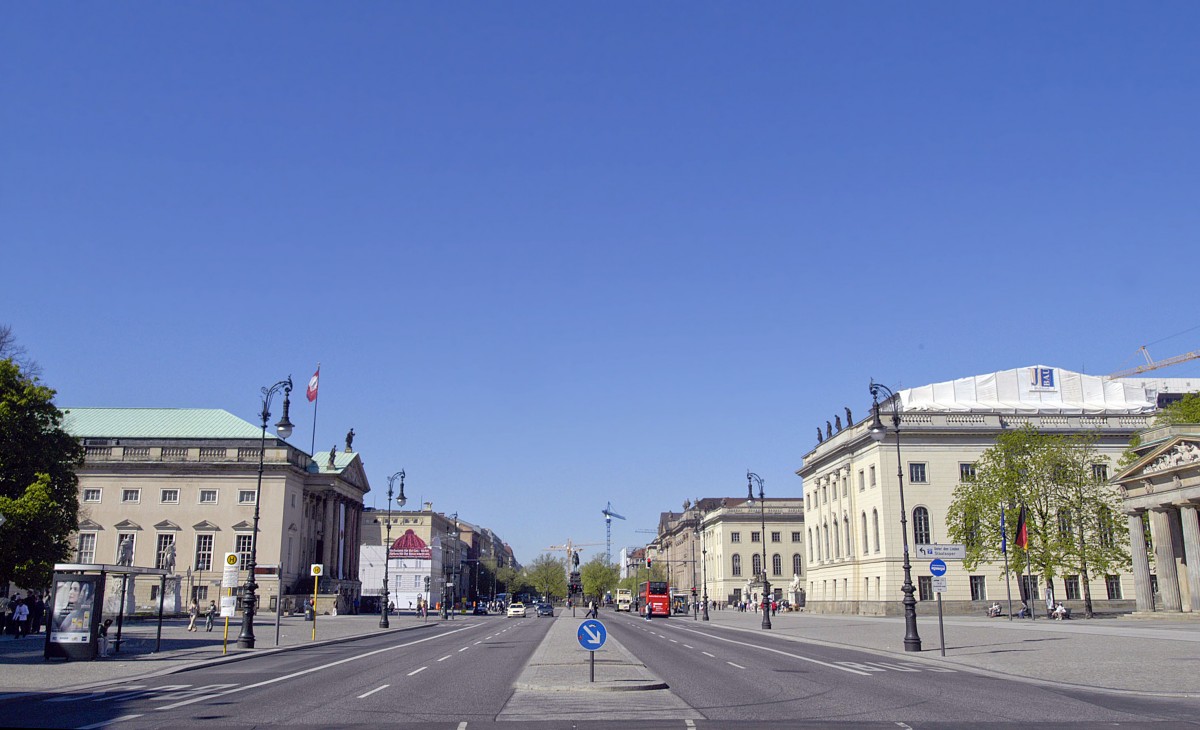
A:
835;415;842;432
328;445;337;469
345;428;355;453
816;427;823;443
826;421;833;439
845;406;853;427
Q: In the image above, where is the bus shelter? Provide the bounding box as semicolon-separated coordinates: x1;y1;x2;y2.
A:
45;563;171;661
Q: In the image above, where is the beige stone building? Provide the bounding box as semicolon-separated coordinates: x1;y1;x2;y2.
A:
64;408;369;614
797;366;1194;615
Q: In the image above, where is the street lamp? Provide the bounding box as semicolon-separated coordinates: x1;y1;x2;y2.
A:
237;376;294;649
690;521;699;620
746;471;771;630
868;380;922;652
694;523;710;621
443;514;459;620
379;470;407;629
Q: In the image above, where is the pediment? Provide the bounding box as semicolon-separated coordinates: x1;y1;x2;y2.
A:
78;518;103;530
193;521;221;532
113;519;142;531
154;520;181;531
288;522;299;532
1117;438;1200;483
232;520;254;531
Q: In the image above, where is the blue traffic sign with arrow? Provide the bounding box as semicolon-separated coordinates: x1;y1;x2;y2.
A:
929;558;947;576
577;619;607;651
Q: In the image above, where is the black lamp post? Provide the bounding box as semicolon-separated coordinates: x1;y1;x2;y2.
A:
746;471;771;630
698;524;710;621
379;470;407;629
443;515;458;620
237;376;294;649
868;380;922;652
690;523;699;620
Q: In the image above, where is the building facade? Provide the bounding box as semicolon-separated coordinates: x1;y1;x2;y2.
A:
797;366;1192;615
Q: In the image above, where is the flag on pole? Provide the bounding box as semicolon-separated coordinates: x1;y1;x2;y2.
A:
306;366;320;402
1001;506;1007;554
1014;505;1028;552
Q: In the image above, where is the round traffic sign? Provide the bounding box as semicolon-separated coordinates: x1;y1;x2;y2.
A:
226;553;238;566
577;619;607;651
929;558;947;576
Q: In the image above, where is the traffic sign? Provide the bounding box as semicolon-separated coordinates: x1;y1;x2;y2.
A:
310;563;323;577
929;559;947;576
916;544;966;560
221;552;240;588
220;595;238;618
577;619;607;651
932;576;948;594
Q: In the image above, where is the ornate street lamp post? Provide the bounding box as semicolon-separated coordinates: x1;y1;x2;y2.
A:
747;471;771;630
379;470;407;629
237;377;294;649
694;523;710;621
868;380;922;652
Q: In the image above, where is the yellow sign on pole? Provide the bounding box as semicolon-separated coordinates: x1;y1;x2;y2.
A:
310;564;322;640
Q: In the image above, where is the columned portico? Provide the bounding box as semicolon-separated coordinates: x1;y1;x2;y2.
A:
1180;503;1200;612
1149;507;1183;612
1127;510;1155;612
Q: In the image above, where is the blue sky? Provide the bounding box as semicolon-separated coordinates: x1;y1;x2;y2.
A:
3;3;1198;566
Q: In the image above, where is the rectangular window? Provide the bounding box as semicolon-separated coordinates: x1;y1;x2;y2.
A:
122;488;141;503
791;531;801;542
858;470;865;491
869;465;876;487
192;585;209;601
959;463;977;482
1092;463;1109;482
236;534;253;566
917;576;933;601
76;533;97;563
199;489;218;504
238;490;257;504
154;534;176;570
1105;575;1122;600
751;531;761;543
970;575;987;601
1065;575;1081;600
909;463;927;484
83;488;102;503
771;531;781;543
730;532;741;543
115;532;135;563
160;489;179;504
150;585;160;601
194;534;214;571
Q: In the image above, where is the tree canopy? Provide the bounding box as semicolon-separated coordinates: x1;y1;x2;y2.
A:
0;357;84;589
523;553;568;600
580;554;619;602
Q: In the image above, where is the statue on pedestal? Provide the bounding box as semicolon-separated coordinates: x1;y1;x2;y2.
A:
116;536;134;566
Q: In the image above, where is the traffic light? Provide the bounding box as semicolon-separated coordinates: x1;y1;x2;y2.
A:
423;575;431;590
646;557;652;569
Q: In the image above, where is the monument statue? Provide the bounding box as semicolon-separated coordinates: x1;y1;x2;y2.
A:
826;421;833;438
835;415;842;431
816;427;823;443
117;536;134;566
161;543;176;575
345;428;355;452
845;406;853;427
328;445;337;469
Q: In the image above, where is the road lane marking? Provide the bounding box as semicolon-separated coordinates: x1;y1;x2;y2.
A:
702;652;715;657
48;688;145;703
683;645;694;649
357;685;389;698
408;667;427;676
727;661;746;669
474;641;483;645
669;639;678;643
437;655;452;662
669;626;873;676
155;623;481;711
686;721;696;728
458;723;468;730
77;715;143;729
459;646;470;652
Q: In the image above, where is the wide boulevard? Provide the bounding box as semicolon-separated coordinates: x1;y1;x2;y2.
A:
10;612;1199;729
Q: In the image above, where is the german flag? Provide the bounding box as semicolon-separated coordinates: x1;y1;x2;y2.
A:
1015;505;1029;551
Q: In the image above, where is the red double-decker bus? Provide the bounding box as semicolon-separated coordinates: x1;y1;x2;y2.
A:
640;580;671;617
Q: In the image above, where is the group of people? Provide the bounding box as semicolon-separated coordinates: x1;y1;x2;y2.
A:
0;593;46;638
186;599;220;632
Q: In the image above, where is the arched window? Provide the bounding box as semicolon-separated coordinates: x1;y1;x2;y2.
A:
872;509;880;552
833;522;841;557
752;553;762;576
844;515;852;556
731;553;742;576
792;553;802;576
913;506;931;545
772;553;782;576
861;512;869;554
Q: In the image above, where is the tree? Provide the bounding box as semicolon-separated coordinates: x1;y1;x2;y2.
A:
946;425;1128;617
0;325;40;377
1118;393;1200;468
495;563;520;596
524;553;568;600
0;357;84;589
580;555;619;604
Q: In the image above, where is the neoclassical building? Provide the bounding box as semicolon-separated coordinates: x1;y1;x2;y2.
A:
64;408;369;614
797;366;1193;615
1114;422;1200;614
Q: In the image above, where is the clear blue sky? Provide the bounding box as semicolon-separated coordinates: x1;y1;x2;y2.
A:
3;3;1198;566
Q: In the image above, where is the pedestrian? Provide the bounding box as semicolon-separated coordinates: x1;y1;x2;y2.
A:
644;601;652;621
12;598;29;638
97;618;113;657
29;593;45;636
587;599;596;619
205;600;217;631
187;599;199;631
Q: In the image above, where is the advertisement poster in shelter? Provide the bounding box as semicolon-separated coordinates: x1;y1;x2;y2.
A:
46;574;103;660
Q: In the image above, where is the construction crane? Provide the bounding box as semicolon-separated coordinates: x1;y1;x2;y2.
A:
1108;346;1200;379
602;502;626;563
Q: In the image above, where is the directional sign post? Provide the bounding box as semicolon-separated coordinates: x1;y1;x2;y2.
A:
917;544;966;560
577;619;608;683
928;560;948;656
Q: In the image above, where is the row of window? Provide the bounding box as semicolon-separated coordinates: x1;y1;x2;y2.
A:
814;574;1124;602
727;553;803;578
75;531;256;572
82;487;256;505
729;531;802;544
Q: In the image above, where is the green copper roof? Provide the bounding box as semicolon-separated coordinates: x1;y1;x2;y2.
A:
311;450;357;474
61;408;271;440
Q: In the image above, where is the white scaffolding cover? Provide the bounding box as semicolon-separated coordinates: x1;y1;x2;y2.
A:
898;366;1158;415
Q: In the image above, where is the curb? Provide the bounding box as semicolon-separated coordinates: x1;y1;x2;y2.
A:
512;681;669;693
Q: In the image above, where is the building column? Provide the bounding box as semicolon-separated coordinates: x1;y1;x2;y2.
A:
1149;508;1183;612
1179;504;1200;613
1127;511;1155;612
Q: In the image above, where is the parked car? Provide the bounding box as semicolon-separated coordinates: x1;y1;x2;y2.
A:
472;605;489;615
536;603;554;617
507;602;527;618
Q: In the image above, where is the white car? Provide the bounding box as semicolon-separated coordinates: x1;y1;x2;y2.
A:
506;602;527;618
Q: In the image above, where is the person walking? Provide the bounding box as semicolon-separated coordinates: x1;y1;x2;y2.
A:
12;599;29;638
205;600;217;631
29;593;45;636
187;599;199;631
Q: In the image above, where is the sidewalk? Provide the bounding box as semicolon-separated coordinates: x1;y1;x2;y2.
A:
689;606;1200;697
0;611;440;696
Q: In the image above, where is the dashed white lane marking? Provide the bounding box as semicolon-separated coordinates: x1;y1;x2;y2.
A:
408;667;427;677
670;625;873;676
727;661;746;669
458;723;468;730
437;655;452;662
895;723;914;730
702;652;716;658
459;647;470;652
357;685;389;699
669;639;678;643
686;721;697;729
683;645;694;649
77;715;144;729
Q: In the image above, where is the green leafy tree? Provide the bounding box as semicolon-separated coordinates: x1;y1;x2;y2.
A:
0;357;84;589
580;555;619;604
946;425;1128;617
524;553;568;600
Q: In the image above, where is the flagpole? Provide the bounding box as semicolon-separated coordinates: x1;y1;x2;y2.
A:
1002;506;1013;621
1022;501;1035;621
308;363;320;467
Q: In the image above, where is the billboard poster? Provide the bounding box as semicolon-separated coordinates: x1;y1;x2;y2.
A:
46;574;102;660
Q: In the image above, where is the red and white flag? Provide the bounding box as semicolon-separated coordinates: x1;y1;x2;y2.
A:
306;366;320;402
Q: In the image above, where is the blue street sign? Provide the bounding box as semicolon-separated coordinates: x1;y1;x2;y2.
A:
577;619;607;651
929;558;948;576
